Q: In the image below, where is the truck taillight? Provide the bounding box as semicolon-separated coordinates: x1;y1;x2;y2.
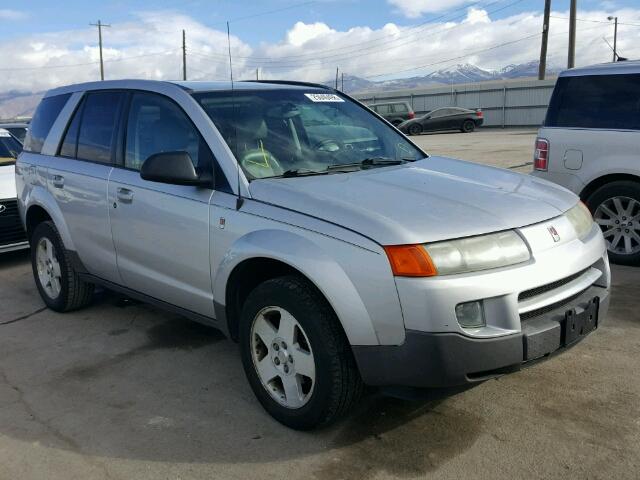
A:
408;111;415;119
534;138;549;171
476;110;483;118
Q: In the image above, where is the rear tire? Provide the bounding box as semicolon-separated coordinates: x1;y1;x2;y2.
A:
408;124;422;136
461;120;475;133
586;181;640;265
30;221;94;312
239;275;363;430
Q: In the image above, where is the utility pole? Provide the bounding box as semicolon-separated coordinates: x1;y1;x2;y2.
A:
90;20;111;80
182;30;187;80
335;67;339;89
567;0;577;68
341;72;344;91
608;16;618;61
538;0;551;80
256;68;259;80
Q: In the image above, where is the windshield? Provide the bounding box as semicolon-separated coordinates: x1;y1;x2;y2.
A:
192;88;425;180
0;132;22;166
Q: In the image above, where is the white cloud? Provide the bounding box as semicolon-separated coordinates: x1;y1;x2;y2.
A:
1;7;640;96
387;0;474;18
0;9;27;20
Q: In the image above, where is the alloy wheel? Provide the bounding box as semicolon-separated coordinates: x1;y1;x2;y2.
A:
594;196;640;255
250;306;316;409
36;237;62;299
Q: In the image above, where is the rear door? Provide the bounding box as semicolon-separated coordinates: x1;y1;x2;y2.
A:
47;90;124;282
107;91;216;317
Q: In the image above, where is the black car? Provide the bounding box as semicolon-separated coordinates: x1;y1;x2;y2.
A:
399;107;483;135
0;123;28;143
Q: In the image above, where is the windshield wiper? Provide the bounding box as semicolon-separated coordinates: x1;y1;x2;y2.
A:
277;168;330;178
326;157;416;171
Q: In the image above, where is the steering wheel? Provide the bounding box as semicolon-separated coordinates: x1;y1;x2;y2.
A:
313;138;343;152
240;149;284;179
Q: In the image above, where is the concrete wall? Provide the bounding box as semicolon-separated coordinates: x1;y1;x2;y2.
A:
353;77;558;127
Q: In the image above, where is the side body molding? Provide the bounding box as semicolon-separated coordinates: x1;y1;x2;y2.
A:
213;229;382;346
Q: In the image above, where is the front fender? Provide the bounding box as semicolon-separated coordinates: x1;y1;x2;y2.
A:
24;184;76;251
213;229;381;346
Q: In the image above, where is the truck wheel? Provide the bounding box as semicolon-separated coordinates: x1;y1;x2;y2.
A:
461;120;475;133
587;181;640;265
239;275;363;430
408;124;422;136
30;221;95;311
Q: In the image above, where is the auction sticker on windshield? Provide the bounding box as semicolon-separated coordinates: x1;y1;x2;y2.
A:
304;93;344;102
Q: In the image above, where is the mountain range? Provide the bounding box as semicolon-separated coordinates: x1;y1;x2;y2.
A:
0;61;555;120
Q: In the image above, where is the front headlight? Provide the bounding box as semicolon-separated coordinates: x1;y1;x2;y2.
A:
566;202;594;239
424;230;531;275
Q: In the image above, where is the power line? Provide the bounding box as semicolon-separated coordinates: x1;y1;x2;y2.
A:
550;15;640;27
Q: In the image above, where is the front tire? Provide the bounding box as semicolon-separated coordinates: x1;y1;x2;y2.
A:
586;181;640;265
408;124;422;136
30;221;94;311
239;275;363;430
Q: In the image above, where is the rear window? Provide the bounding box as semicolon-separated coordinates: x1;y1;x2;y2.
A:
23;93;71;154
545;74;640;130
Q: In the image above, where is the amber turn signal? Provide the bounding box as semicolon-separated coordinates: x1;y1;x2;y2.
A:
384;245;438;277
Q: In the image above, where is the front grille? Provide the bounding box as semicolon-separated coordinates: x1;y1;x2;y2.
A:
518;267;593;302
0;199;27;246
520;288;589;321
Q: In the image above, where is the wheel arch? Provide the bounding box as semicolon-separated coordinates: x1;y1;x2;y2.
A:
24;188;76;251
213;229;379;346
580;173;640;202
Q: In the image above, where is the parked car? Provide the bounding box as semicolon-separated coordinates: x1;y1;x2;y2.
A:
533;60;640;265
0;122;28;143
0;128;28;253
17;80;610;429
368;101;415;126
399;107;483;135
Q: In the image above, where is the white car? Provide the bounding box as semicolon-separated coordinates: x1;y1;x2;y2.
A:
533;60;640;265
0;128;28;252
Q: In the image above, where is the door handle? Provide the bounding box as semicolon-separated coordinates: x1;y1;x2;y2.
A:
116;187;134;203
52;175;64;188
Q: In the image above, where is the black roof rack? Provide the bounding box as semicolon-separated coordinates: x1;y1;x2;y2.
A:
243;80;334;91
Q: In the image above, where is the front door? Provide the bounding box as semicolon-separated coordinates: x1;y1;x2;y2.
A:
108;91;215;317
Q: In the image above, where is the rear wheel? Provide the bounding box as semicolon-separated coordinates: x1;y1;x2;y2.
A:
239;275;363;430
30;221;94;311
408;124;422;136
586;181;640;265
461;120;475;133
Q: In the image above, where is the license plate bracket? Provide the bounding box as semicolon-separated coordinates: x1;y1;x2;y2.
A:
562;296;599;346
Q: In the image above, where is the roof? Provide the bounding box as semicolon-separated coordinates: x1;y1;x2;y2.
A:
0;123;28;128
44;79;331;98
560;60;640;77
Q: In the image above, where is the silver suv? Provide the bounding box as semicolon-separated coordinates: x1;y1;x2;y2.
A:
17;80;610;429
533;61;640;265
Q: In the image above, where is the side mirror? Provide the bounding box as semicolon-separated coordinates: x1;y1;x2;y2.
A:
140;151;210;187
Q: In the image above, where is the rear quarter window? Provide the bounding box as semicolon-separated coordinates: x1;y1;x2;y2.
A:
23;93;71;154
545;74;640;130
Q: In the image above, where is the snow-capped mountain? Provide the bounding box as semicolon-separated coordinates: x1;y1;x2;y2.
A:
325;61;558;94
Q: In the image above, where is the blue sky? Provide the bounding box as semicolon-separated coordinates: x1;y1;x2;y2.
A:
1;0;639;94
3;0;636;44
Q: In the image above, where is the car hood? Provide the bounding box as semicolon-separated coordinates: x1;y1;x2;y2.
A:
0;164;16;200
249;156;578;245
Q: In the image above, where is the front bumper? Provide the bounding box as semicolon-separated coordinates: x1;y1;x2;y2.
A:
353;285;609;388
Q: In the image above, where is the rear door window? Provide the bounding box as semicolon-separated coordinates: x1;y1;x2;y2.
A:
545;74;640;130
375;104;391;114
23;93;71;154
59;98;84;158
393;103;408;113
76;91;124;164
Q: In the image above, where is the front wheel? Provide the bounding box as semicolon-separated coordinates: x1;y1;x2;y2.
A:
461;120;475;133
408;124;422;136
587;181;640;265
239;275;363;430
30;221;94;311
